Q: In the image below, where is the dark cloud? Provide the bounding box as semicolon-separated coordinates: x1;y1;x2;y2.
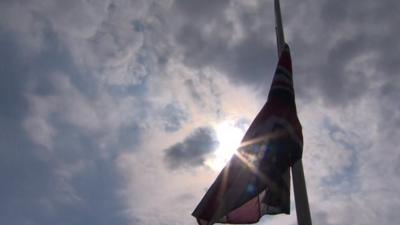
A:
173;0;400;107
175;1;277;89
289;0;400;105
164;127;218;169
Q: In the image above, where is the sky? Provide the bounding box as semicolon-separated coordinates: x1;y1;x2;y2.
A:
1;0;400;225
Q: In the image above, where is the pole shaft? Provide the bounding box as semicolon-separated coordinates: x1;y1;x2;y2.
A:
274;0;285;55
292;161;312;225
274;1;312;225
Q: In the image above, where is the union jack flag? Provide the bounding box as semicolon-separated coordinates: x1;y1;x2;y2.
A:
192;43;303;225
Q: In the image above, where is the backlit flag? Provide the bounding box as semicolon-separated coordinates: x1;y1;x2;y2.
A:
192;43;303;225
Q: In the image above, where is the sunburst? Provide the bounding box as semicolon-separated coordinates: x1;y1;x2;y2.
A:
205;120;245;171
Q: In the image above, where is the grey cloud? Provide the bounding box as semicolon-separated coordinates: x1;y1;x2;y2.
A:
161;103;189;132
313;37;369;104
234;117;251;131
183;73;223;114
0;32;30;119
310;211;332;225
164;127;218;169
321;119;361;193
3;0;400;224
289;0;400;105
173;0;400;107
377;81;400;141
0;102;131;225
175;1;277;89
0;10;139;224
174;0;230;21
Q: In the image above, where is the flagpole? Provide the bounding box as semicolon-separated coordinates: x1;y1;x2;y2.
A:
274;0;285;56
274;1;312;225
292;160;312;225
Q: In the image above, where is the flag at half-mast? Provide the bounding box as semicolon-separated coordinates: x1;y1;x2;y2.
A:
192;43;303;225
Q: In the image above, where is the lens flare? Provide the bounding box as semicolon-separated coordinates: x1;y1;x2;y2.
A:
205;120;245;171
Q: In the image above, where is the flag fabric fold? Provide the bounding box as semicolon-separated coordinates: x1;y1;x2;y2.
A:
192;43;303;225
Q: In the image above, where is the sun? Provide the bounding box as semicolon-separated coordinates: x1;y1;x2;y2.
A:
205;120;245;172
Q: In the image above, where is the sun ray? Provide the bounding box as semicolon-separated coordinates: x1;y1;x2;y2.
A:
205;120;245;171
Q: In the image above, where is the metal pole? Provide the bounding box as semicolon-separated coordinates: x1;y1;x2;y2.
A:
292;160;312;225
274;1;312;225
274;0;285;55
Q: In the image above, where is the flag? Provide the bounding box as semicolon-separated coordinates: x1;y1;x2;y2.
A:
192;43;303;225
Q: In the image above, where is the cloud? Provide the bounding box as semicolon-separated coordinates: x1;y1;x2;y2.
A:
164;127;219;169
174;0;277;89
1;87;131;225
172;0;400;108
161;102;189;132
0;2;143;223
2;0;400;225
285;0;400;105
175;0;230;20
